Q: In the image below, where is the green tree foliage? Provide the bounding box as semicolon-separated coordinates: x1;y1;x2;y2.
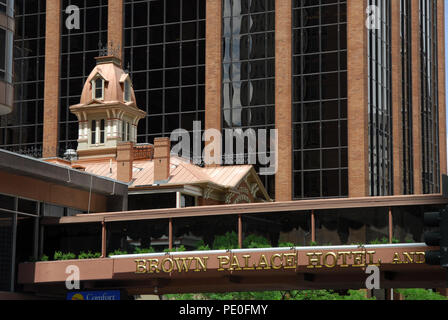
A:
195;240;211;251
397;289;447;300
212;232;239;250
243;234;271;248
166;290;375;301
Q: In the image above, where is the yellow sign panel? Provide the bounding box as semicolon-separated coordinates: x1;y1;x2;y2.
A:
134;250;426;274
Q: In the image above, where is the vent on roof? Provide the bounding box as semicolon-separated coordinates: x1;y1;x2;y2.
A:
64;149;78;161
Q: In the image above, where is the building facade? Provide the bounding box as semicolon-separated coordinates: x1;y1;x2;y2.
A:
0;0;446;201
0;0;14;116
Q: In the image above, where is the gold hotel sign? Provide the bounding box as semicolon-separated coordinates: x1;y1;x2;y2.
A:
134;249;426;274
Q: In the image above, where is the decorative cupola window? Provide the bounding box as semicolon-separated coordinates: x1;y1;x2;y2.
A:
124;78;132;102
69;55;146;159
90;119;106;145
92;75;105;100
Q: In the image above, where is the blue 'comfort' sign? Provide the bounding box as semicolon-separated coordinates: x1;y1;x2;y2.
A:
67;290;121;300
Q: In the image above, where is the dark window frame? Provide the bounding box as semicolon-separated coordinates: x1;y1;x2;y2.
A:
292;0;348;200
221;0;276;198
123;0;206;149
367;0;393;196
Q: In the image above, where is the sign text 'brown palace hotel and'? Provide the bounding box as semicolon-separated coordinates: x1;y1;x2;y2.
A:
0;0;447;298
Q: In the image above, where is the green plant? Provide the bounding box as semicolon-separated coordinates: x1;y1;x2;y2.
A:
243;234;271;249
164;245;186;252
397;289;447;300
309;241;318;246
195;240;211;251
405;237;414;243
40;255;49;262
343;290;376;300
78;251;101;259
53;251;76;261
369;237;400;245
212;231;239;250
108;249;128;257
134;247;155;254
278;242;295;248
165;289;376;301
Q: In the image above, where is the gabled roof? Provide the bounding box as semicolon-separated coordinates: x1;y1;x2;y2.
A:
73;156;253;188
64;155;271;201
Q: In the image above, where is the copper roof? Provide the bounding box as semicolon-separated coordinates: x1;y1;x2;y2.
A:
70;56;139;110
71;155;255;189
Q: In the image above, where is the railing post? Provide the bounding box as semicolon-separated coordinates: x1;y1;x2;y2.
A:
311;210;316;244
238;215;243;249
101;219;106;258
388;207;393;244
169;218;173;250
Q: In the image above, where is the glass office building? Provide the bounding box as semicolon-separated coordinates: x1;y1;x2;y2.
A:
0;0;445;200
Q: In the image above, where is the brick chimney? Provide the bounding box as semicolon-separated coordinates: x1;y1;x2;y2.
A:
116;142;134;183
153;137;171;183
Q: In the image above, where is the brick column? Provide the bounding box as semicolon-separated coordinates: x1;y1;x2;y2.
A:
43;0;61;158
391;0;402;195
347;0;369;197
205;0;222;134
108;0;123;61
411;0;422;194
437;0;447;182
204;0;222;166
274;0;292;202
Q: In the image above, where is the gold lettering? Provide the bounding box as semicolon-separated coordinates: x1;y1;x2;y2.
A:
194;257;208;272
173;257;194;272
161;258;174;273
256;254;271;270
148;258;160;273
338;251;352;267
218;255;230;271
414;252;426;264
323;252;337;268
366;251;381;266
307;252;323;269
242;255;255;270
135;259;147;274
271;254;283;270
283;253;297;269
392;252;403;264
352;251;366;267
230;255;242;271
403;252;414;264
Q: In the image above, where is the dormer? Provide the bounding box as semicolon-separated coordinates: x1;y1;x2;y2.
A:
69;55;146;160
120;74;132;103
91;73;106;101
